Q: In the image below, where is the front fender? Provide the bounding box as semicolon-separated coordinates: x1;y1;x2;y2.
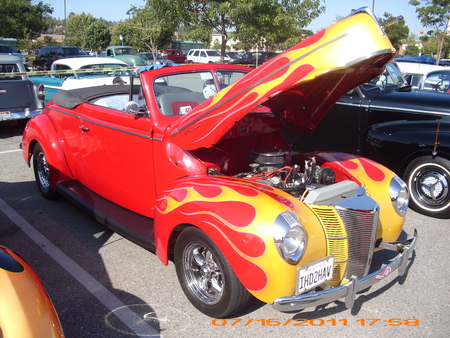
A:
22;113;73;188
307;152;406;242
154;175;327;304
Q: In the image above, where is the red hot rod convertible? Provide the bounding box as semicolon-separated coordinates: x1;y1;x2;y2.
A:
22;8;417;318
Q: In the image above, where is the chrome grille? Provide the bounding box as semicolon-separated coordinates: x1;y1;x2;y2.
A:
336;206;379;279
309;193;379;285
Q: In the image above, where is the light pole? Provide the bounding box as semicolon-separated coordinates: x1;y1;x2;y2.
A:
64;0;67;43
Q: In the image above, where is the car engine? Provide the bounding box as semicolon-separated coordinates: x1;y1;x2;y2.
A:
235;148;338;198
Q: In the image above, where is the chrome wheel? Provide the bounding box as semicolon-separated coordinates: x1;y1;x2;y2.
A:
33;143;57;199
182;242;224;305
405;156;450;218
36;150;51;191
413;169;449;206
174;227;252;317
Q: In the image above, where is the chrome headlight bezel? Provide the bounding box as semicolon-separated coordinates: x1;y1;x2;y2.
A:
390;176;409;216
274;211;307;265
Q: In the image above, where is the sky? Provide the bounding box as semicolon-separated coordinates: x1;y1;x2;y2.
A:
46;0;428;36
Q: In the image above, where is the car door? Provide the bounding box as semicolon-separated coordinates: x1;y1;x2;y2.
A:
75;103;156;218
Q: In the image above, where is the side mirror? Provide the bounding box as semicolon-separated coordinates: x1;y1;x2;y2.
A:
126;101;140;115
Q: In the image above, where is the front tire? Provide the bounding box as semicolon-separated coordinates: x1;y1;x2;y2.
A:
33;143;58;199
174;227;252;317
404;156;450;218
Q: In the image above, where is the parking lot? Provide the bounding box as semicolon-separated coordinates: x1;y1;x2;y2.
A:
1;120;449;338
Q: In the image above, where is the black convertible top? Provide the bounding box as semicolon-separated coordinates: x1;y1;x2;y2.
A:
52;82;191;109
52;85;136;109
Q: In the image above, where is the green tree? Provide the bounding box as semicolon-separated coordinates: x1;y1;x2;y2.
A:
404;43;421;56
0;0;53;39
177;0;325;58
378;12;409;51
66;12;97;47
83;21;111;52
409;0;450;63
114;0;178;58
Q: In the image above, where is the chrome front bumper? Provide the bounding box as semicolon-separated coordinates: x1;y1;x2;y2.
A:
273;229;418;312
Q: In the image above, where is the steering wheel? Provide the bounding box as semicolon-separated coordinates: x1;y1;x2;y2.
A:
432;80;446;92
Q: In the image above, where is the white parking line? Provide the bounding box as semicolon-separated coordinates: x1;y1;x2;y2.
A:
0;149;21;154
0;197;160;338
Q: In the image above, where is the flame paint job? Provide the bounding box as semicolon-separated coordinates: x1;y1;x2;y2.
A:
22;8;404;306
312;152;405;241
167;12;395;150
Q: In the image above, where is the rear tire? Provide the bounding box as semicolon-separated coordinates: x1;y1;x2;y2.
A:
174;227;252;317
33;143;58;199
404;156;450;218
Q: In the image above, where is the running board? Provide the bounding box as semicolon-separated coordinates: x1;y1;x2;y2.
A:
57;180;155;252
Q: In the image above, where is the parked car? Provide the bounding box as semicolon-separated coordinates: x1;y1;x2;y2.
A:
186;49;228;63
137;52;175;65
0;55;44;126
396;60;444;89
30;57;132;103
0;44;26;64
105;46;146;67
294;61;450;218
162;49;187;63
231;51;278;65
38;46;92;63
225;51;240;61
21;7;417;318
0;245;65;337
416;69;450;92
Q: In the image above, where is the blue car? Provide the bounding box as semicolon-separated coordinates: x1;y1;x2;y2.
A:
30;57;132;103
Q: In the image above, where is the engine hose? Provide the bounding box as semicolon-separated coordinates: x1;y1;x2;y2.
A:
281;161;316;192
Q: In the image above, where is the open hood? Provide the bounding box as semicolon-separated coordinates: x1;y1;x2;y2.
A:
167;8;396;150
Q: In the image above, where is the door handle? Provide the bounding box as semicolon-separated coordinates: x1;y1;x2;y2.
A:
79;125;90;132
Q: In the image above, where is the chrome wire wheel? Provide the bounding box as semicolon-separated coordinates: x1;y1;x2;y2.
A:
182;242;224;305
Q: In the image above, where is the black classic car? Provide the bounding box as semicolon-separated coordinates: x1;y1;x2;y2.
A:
293;62;450;218
231;51;278;65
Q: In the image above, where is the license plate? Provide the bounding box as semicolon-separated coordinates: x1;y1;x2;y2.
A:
0;111;11;120
296;255;334;294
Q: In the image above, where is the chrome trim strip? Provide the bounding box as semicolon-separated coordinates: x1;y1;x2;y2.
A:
46;107;159;141
336;101;450;117
272;229;417;312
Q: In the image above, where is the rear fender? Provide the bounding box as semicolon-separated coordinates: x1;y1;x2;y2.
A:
22;113;73;188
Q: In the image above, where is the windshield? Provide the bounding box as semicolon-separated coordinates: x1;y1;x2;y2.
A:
206;50;221;57
0;45;15;53
64;47;88;55
154;70;248;117
115;48;135;55
362;62;408;89
0;63;21;80
78;64;131;78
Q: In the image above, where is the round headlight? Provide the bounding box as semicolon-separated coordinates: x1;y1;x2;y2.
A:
274;211;307;265
390;176;409;216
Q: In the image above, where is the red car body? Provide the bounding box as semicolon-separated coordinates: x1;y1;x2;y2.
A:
162;49;187;63
21;8;417;318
